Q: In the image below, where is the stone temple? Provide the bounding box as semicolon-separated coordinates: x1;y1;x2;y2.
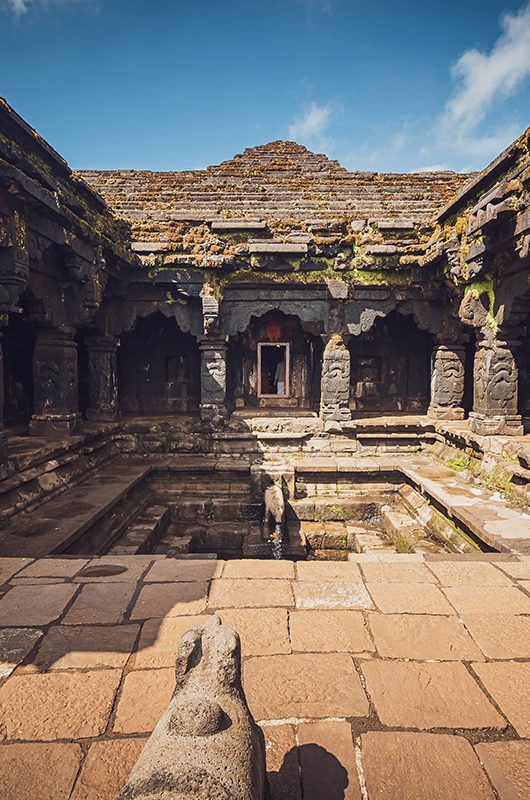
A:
0;97;529;799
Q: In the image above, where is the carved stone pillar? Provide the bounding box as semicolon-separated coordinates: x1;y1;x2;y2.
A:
320;333;351;422
85;335;119;421
469;332;523;436
427;341;465;420
29;327;82;437
0;332;7;465
200;338;228;421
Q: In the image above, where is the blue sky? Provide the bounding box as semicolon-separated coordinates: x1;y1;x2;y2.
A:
1;0;530;173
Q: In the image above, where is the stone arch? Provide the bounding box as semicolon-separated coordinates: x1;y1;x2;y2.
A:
220;295;329;338
118;311;200;416
111;298;203;338
344;295;443;337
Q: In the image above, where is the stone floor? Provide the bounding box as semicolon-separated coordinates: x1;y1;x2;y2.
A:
0;554;528;800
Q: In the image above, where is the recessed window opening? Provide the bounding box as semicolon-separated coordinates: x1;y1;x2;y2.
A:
258;342;290;397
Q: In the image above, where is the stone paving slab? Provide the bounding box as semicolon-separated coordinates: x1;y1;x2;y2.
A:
361;660;506;729
0;554;527;799
367;581;455;614
475;741;530;800
472;662;530;737
361;732;495;800
0;742;82;800
70;738;148;800
368;613;484;660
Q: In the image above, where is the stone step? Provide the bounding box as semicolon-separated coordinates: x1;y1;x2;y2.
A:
288;497;386;524
170;499;262;523
0;459;151;558
242;526;306;559
353;532;395;553
108;504;170;556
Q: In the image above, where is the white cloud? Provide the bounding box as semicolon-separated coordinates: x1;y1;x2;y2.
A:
434;1;530;163
297;0;336;14
391;132;408;153
2;0;96;16
288;101;336;151
411;164;451;173
443;2;530;133
289;102;331;139
4;0;28;13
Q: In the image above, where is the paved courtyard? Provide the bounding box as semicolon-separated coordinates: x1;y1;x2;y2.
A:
0;554;528;799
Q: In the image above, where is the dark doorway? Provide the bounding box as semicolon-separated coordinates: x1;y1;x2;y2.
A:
3;313;35;427
349;311;433;413
118;313;200;416
258;343;289;397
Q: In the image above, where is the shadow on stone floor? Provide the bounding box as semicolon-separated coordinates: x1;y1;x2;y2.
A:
268;744;349;800
0;557;222;674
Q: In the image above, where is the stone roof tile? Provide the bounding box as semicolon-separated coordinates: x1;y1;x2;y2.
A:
78;141;473;244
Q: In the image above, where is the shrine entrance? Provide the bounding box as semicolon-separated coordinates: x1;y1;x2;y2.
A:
229;311;322;410
258;342;290;398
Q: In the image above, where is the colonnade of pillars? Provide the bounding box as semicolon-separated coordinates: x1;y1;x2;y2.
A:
0;325;524;468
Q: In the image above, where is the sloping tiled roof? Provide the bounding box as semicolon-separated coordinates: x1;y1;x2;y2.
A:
78;141;473;244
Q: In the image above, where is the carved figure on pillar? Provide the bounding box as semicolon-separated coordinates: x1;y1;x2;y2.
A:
469;331;523;435
320;333;351;423
200;338;228;423
428;342;465;420
85;335;119;422
29;327;82;437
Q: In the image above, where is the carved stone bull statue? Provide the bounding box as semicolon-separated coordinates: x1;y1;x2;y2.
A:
263;483;285;539
119;615;267;800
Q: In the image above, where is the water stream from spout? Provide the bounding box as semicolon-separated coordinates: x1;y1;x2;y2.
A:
271;522;283;560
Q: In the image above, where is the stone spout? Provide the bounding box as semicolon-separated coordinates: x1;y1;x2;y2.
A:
119;615;267;800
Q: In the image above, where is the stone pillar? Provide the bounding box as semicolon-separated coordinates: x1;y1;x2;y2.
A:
427;341;465;420
85;335;119;421
320;333;351;423
29;327;82;437
469;331;523;436
200;338;228;421
0;332;7;465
